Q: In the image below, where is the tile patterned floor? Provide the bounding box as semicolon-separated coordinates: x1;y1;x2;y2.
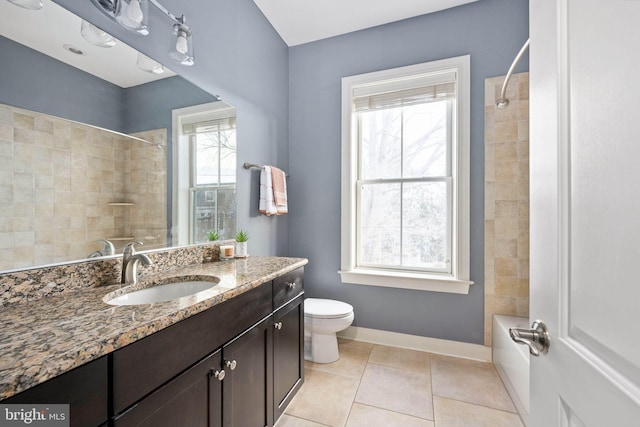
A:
277;339;524;427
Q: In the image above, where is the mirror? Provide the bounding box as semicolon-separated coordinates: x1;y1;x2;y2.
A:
0;0;236;272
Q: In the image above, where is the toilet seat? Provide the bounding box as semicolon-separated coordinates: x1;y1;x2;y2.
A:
305;298;353;319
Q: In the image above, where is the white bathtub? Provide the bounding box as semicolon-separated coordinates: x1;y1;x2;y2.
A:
493;315;530;426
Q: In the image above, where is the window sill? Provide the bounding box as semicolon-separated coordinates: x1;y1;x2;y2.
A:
338;269;473;294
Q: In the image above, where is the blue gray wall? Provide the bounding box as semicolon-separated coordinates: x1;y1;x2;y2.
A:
0;35;124;131
0;36;216;138
288;0;529;344
55;0;291;256
122;76;218;135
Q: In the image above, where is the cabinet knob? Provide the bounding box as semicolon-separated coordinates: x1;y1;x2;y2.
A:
274;322;283;330
286;282;296;289
211;369;225;381
225;359;237;370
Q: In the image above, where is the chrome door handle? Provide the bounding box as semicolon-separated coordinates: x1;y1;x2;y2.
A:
509;320;550;356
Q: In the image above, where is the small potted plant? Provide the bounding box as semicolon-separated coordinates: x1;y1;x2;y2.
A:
208;230;220;241
234;230;249;258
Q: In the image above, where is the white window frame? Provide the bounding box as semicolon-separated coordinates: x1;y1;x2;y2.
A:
339;55;472;294
172;102;236;246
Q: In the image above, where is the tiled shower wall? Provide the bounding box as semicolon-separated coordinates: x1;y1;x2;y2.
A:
123;128;168;252
484;72;530;346
0;103;166;270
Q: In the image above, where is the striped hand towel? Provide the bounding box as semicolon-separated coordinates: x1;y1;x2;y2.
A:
270;166;288;215
259;166;277;216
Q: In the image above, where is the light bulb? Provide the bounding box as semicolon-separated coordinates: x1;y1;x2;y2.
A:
169;21;194;66
81;20;117;48
115;0;148;33
137;53;165;74
176;32;188;55
125;0;143;24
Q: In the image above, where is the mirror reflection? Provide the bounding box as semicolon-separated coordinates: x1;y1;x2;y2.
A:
0;0;236;272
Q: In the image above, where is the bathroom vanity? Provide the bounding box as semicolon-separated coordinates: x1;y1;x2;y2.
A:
0;256;306;427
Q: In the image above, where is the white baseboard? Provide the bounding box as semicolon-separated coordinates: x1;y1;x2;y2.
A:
338;326;492;362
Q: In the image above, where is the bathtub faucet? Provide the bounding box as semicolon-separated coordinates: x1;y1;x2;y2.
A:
509;320;550;356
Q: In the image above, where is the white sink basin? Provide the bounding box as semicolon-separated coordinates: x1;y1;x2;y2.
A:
105;277;220;306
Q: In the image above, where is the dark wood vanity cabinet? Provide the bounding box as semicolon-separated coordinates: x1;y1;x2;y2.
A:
3;267;305;427
113;266;305;427
112;282;272;415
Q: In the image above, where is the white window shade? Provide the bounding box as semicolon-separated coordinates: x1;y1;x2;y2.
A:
181;107;236;135
353;81;456;112
352;70;457;112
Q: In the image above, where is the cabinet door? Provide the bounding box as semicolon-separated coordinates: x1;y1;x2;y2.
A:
4;356;108;427
114;350;223;427
222;316;273;427
273;295;304;422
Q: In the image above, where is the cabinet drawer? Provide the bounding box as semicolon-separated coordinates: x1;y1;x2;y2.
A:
5;356;108;427
113;282;272;414
273;268;304;310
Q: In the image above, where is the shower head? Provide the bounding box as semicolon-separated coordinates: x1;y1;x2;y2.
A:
496;38;530;109
496;98;509;109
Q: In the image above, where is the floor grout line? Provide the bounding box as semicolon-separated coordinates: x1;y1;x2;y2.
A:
342;343;373;427
429;355;436;426
289;341;522;427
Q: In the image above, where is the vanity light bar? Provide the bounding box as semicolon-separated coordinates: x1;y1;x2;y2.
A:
91;0;188;29
148;0;181;25
90;0;194;65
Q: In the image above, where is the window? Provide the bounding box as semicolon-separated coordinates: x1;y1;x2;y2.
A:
173;102;236;245
340;56;472;294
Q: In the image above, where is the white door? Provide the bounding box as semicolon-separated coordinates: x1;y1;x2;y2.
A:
529;0;640;426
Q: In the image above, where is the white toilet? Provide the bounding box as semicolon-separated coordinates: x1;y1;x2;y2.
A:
304;298;354;363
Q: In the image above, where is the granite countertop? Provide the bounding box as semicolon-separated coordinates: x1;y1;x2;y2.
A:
0;256;308;400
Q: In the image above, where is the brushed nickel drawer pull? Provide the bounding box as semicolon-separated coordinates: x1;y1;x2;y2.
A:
211;369;225;381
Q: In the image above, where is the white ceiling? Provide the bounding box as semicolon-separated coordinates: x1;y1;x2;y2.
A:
253;0;480;46
0;0;174;88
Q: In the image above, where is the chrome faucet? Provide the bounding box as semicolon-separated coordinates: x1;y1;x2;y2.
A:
121;241;153;285
87;239;116;258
